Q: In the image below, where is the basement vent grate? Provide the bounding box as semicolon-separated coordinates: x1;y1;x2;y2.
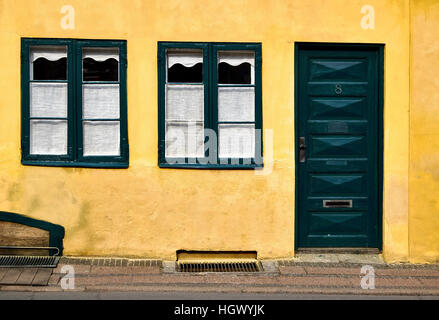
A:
177;261;263;273
0;256;60;268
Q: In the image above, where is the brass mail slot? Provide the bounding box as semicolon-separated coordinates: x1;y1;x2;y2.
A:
323;200;353;208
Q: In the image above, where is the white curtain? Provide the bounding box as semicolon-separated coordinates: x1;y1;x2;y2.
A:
83;84;120;119
219;124;255;158
30;83;67;118
83;121;120;156
165;83;204;157
82;47;119;61
167;51;203;68
165;122;204;158
82;81;121;156
30;46;67;62
218;87;255;122
30;120;68;155
218;51;254;67
166;84;204;121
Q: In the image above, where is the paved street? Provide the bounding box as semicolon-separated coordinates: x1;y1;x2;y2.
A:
1;291;438;300
1;255;439;299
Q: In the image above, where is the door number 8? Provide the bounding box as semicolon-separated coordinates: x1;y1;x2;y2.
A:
335;84;343;95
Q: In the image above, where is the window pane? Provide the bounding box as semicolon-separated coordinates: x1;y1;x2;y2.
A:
30;120;67;155
83;121;120;156
167;49;203;83
165;122;204;158
218;51;254;84
219;124;255;158
83;48;119;82
83;84;120;119
30;46;67;80
166;84;204;121
218;87;255;122
30;83;68;118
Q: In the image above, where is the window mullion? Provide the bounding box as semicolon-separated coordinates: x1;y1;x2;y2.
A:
209;44;219;163
202;46;209;162
70;40;77;161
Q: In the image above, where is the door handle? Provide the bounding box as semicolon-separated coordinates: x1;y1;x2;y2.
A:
299;137;306;163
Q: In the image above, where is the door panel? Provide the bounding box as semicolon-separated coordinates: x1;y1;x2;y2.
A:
309;59;368;81
296;44;382;248
308;174;367;195
310;136;367;156
310;98;366;119
308;212;366;234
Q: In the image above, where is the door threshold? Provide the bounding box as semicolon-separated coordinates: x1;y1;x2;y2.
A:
296;248;380;254
293;249;384;265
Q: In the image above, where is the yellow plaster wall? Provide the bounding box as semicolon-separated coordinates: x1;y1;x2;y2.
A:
0;0;412;261
409;0;439;263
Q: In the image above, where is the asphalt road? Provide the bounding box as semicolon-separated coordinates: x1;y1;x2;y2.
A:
1;291;438;300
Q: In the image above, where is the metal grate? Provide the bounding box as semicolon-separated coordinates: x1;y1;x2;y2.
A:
0;255;60;268
177;261;263;273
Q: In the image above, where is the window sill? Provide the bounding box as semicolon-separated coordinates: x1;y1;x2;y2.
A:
21;160;129;169
158;162;263;170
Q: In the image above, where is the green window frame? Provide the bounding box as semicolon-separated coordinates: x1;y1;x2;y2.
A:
21;38;128;168
158;42;263;169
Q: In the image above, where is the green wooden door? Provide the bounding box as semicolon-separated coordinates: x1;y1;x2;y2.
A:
295;43;383;248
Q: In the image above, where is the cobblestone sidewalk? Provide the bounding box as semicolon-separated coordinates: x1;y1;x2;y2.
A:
1;255;439;297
